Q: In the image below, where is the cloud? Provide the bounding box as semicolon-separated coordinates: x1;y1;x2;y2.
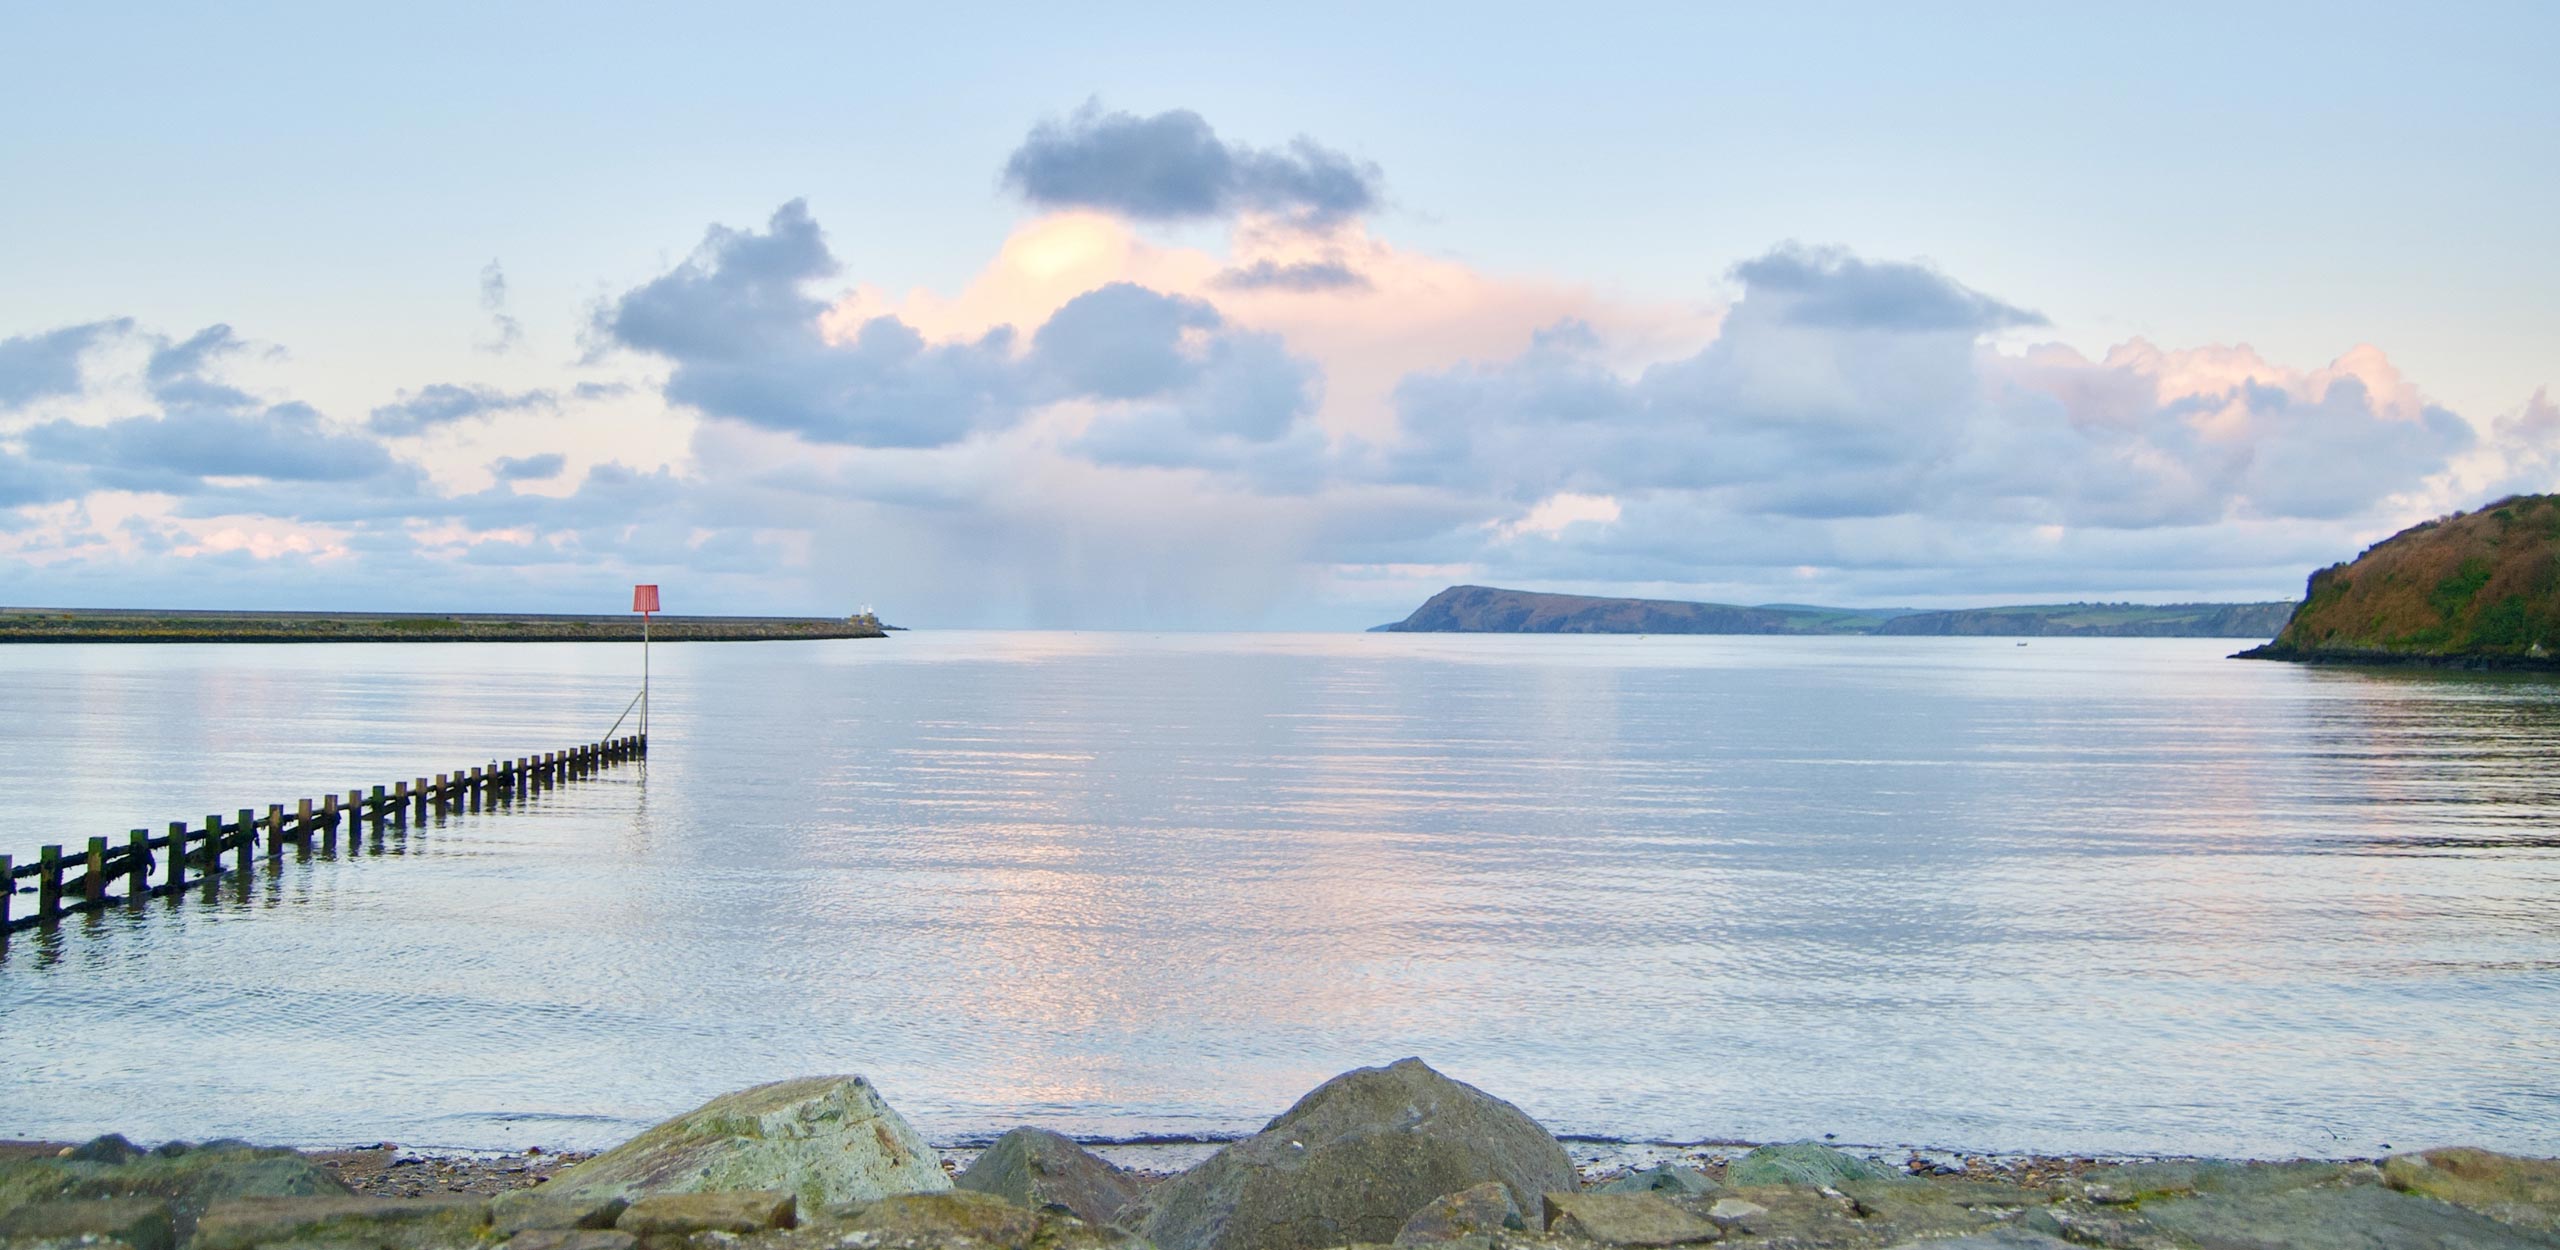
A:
1002;104;1380;227
602;203;1326;461
1732;244;2045;333
145;324;259;409
24;401;398;490
492;452;565;481
479;260;524;353
1212;258;1372;293
0;319;131;411
368;383;554;435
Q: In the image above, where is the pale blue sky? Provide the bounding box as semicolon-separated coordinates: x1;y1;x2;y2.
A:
2;4;2554;625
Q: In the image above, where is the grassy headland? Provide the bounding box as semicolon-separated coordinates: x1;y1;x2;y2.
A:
0;607;889;644
2239;493;2560;670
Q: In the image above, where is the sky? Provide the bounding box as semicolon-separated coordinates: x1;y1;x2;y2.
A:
2;3;2554;629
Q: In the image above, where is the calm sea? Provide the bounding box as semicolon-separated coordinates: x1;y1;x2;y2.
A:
2;633;2556;1159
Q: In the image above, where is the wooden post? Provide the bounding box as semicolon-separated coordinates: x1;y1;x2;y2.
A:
0;854;11;932
167;822;188;889
84;837;107;906
127;830;149;900
320;794;340;851
371;785;388;828
238;809;257;869
295;798;313;849
39;845;63;922
215;814;242;875
433;773;448;814
393;780;409;824
268;805;288;860
346;790;363;848
413;778;428;819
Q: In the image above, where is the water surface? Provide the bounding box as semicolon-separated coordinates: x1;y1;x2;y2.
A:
2;633;2556;1158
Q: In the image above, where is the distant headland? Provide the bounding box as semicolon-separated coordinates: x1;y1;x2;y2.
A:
0;607;889;644
2238;493;2560;671
1373;585;2294;638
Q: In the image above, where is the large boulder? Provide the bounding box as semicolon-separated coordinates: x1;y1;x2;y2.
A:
1140;1058;1577;1250
1722;1144;1900;1189
517;1076;949;1216
955;1129;1143;1227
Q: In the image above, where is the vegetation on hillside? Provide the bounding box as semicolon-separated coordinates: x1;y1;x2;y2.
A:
2242;493;2560;667
1375;585;2294;638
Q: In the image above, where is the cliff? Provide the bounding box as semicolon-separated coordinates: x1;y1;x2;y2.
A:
2238;493;2560;669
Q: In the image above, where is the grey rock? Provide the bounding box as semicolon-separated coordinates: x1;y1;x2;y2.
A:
2144;1182;2560;1249
1140;1058;1578;1250
60;1141;140;1169
1593;1167;1715;1197
531;1076;949;1213
1395;1183;1524;1246
491;1194;630;1236
1539;1192;1720;1245
505;1231;636;1250
1878;1232;2074;1250
955;1129;1142;1227
2385;1147;2560;1232
1722;1143;1901;1189
0;1199;174;1250
615;1191;796;1236
192;1195;490;1250
0;1143;351;1241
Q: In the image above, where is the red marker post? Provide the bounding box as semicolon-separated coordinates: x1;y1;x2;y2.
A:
633;584;659;739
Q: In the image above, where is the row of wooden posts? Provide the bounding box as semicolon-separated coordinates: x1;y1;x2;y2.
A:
1;733;646;936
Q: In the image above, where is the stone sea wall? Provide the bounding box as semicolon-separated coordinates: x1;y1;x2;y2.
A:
5;1059;2557;1250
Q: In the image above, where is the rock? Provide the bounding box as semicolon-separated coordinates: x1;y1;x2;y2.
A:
1141;1058;1577;1250
615;1191;796;1236
1394;1183;1523;1246
2142;1182;2556;1249
954;1129;1142;1227
1538;1193;1719;1246
1698;1199;1761;1227
492;1194;631;1235
192;1195;489;1250
1878;1232;2073;1249
0;1143;351;1240
59;1141;141;1169
0;1199;174;1250
1721;1144;1900;1189
1592;1168;1715;1197
533;1077;949;1212
2077;1158;2349;1204
505;1231;637;1250
2385;1147;2560;1232
824;1191;1046;1249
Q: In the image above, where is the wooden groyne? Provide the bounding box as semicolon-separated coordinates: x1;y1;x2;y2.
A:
1;733;645;937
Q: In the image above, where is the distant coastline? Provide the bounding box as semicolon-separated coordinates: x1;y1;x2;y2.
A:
0;607;889;644
1374;585;2295;638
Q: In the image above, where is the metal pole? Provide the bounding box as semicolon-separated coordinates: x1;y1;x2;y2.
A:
641;610;650;738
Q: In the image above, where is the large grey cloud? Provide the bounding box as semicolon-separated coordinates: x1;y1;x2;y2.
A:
24;401;398;490
1002;105;1380;227
600;202;1324;461
0;319;132;411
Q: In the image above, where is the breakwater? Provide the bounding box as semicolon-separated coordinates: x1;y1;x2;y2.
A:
1;733;645;938
0;607;887;643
